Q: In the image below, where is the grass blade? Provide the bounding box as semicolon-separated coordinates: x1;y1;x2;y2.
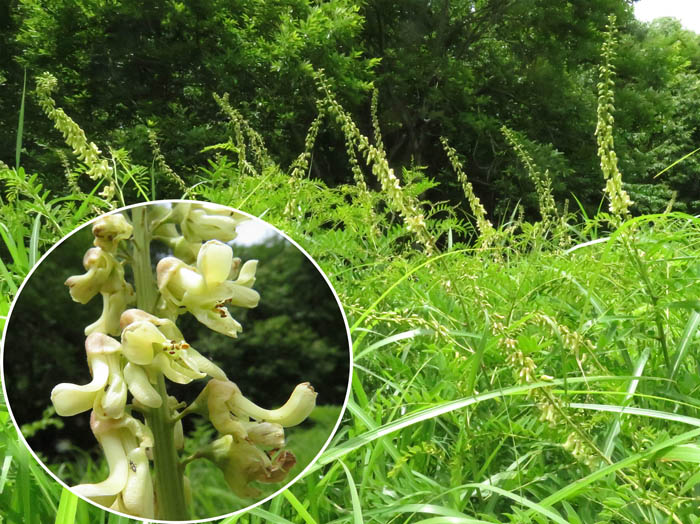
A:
536;427;700;509
0;221;28;272
462;483;568;524
54;488;79;524
307;376;630;475
354;328;429;361
29;213;42;268
657;443;700;463
282;489;318;524
653;146;700;179
669;309;700;381
16;68;27;169
338;460;363;524
568;402;700;427
350;248;471;333
602;348;649;459
0;255;18;294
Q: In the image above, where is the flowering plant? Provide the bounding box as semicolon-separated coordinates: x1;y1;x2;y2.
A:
50;203;317;520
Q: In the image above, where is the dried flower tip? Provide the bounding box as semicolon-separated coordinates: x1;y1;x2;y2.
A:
92;214;133;251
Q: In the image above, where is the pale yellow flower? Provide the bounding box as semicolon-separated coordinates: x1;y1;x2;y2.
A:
156;240;259;337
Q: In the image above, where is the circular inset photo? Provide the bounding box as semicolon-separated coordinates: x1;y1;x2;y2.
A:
1;201;352;522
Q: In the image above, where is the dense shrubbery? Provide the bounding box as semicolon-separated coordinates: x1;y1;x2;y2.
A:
2;0;699;214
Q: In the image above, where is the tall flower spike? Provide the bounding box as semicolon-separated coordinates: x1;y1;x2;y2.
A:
156;240;260;337
51;333;124;417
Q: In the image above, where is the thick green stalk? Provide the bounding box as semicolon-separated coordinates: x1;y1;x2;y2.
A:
131;206;158;314
131;206;188;520
145;375;188;520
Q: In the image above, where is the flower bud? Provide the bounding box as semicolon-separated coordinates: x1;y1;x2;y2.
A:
92;214;133;252
179;203;243;243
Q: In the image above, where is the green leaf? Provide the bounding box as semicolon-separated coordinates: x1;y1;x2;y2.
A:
669;309;700;381
54;488;78;524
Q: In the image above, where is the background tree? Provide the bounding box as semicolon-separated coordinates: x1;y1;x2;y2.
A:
2;0;698;218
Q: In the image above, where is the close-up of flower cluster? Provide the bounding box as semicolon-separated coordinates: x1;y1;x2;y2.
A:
48;203;318;520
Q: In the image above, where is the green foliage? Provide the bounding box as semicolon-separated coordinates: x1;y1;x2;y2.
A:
2;3;700;523
5;0;698;215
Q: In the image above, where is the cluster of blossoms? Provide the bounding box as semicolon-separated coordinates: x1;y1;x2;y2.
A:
51;203;317;519
35;73;115;200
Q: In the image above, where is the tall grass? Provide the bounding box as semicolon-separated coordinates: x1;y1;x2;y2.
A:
2;28;700;524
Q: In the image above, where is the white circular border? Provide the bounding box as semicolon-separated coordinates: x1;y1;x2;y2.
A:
0;199;354;524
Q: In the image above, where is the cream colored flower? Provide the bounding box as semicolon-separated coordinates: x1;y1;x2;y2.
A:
51;333;126;418
207;435;297;498
74;412;154;518
120;309;227;384
65;244;134;337
65;248;115;304
92;214;133;252
194;379;316;441
177;203;244;243
156;240;260;338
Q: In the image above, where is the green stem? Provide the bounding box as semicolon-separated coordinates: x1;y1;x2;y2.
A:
131;206;158;312
145;375;188;520
130;205;188;520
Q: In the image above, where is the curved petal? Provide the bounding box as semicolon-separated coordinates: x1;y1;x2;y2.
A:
72;431;129;498
235;260;258;288
151;352;203;384
231;382;317;427
190;305;243;338
197;240;233;288
181;346;227;381
205;380;248;440
50;358;110;416
123;363;162;409
121;446;155;518
217;282;260;309
100;373;127;419
121;321;167;365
